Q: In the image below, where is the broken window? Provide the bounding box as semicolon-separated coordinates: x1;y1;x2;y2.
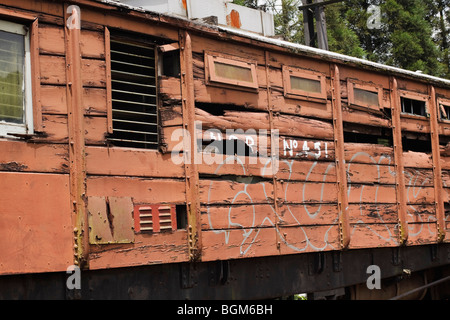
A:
438;98;450;121
205;54;258;90
343;123;393;147
348;80;382;111
0;20;33;137
107;34;158;149
282;66;326;100
400;93;427;117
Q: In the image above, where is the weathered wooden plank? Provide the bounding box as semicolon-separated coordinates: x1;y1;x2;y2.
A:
88;230;189;269
347;184;397;204
160;105;183;127
83;88;107;115
82;58;106;88
278;225;340;254
198;156;272;178
405;186;436;204
342;107;390;128
41;86;107;115
406;222;438;246
344;143;394;165
403;151;433;168
191;35;265;66
403;168;434;187
201;204;276;231
348;204;398;224
273;114;334;140
195;109;269;131
271;91;332;119
40;55;66;85
277;181;338;204
86;176;186;204
349;223;399;249
268;51;331;75
41;85;67;114
278;203;338;226
277;160;336;182
84;116;107;145
201;227;278;261
406;205;436;224
86;146;185;178
0;141;68;173
38;24;65;55
199;179;274;205
0;172;73;275
346;163;395;185
81;29;105;59
401;117;431;134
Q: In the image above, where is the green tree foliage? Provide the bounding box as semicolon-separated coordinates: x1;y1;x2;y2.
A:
234;0;450;79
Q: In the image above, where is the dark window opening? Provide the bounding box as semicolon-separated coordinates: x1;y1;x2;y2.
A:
107;35;158;149
201;138;257;157
343;124;393;147
402;132;432;153
440;104;450;121
161;49;180;77
196;102;255;116
176;205;188;230
401;97;426;117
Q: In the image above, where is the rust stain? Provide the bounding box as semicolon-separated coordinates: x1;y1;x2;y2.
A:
182;0;187;11
226;9;242;29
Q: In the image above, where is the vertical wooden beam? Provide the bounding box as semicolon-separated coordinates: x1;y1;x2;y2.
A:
30;19;42;132
428;85;446;242
265;51;281;252
179;29;201;261
105;26;113;134
331;64;350;249
390;77;408;244
65;5;88;267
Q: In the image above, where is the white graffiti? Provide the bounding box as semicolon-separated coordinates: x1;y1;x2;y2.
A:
206;146;448;256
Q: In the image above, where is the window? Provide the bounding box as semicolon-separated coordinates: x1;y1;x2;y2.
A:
107;34;158;149
399;91;428;117
282;66;326;100
205;53;258;90
438;98;450;121
348;80;382;111
0;20;33;137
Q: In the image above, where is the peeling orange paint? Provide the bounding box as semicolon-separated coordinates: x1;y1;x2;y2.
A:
226;9;242;29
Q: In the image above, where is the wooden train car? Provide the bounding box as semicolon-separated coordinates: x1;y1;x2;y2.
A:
0;0;449;299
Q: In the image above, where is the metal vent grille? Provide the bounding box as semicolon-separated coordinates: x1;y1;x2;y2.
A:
108;38;158;149
133;204;177;233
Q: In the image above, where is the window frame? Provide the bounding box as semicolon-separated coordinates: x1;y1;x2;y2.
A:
399;90;429;119
282;65;327;101
437;97;450;122
105;27;161;150
0;19;34;138
347;79;383;111
204;53;259;91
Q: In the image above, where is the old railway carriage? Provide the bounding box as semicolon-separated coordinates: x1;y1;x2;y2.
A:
0;0;449;300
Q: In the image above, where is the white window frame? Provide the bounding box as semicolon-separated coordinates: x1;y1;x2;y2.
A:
0;20;33;138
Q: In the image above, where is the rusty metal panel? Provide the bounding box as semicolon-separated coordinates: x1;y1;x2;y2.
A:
108;197;135;243
88;196;134;244
88;196;114;245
